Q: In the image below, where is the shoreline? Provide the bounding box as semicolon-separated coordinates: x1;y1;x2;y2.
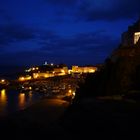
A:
1;96;70;119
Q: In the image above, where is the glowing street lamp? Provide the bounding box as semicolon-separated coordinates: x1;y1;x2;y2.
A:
68;89;72;93
1;79;5;83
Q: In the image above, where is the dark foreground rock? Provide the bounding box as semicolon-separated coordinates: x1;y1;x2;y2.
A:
60;98;140;139
0;97;140;139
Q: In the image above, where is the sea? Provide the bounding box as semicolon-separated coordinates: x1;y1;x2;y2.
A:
0;89;45;117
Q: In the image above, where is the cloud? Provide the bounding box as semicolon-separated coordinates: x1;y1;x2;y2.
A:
0;50;50;66
40;31;118;58
44;0;77;6
0;30;119;66
42;0;140;22
42;0;140;21
0;24;38;47
0;8;13;23
77;0;140;21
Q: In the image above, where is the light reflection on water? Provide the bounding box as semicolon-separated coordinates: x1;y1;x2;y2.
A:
0;89;43;117
1;89;7;103
18;93;26;109
0;89;7;115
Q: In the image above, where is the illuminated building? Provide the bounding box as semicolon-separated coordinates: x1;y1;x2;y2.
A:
121;18;140;47
134;32;140;44
19;63;97;81
18;75;32;81
32;63;68;79
25;67;39;72
33;73;54;79
54;67;68;75
44;61;48;65
72;66;97;73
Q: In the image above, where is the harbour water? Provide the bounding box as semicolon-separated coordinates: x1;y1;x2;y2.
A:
0;89;45;117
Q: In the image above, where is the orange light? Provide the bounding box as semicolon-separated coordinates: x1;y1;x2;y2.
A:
89;69;95;73
18;93;25;108
19;77;25;81
68;90;72;93
1;79;5;83
33;73;39;79
61;70;65;73
26;76;32;80
72;92;75;96
0;89;7;105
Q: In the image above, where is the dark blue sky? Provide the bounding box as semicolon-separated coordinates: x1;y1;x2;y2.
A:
0;0;140;66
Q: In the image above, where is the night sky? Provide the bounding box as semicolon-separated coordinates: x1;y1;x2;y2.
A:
0;0;140;66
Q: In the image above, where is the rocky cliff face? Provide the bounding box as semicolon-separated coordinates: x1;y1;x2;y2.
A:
104;43;140;95
74;45;140;100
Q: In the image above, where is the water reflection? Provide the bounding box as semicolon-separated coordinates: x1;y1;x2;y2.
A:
0;89;7;115
0;89;44;117
28;91;33;102
18;93;25;109
1;89;7;103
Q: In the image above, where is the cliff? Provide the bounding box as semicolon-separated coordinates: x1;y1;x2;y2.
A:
74;45;140;99
108;45;140;95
